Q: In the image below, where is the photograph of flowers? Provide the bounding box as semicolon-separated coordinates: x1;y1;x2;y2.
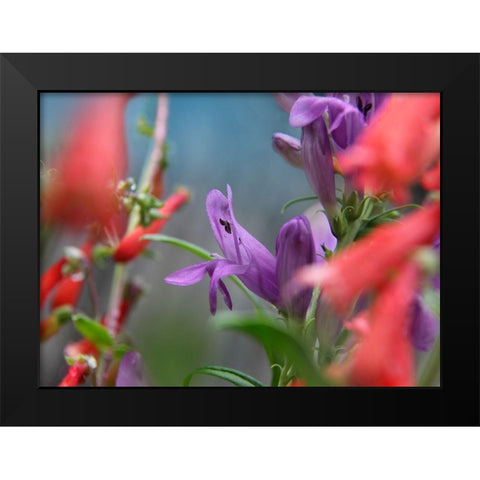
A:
40;91;440;388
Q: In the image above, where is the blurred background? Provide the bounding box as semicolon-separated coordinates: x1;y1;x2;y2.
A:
40;92;317;386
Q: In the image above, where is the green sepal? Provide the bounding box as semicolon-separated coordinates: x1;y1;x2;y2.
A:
72;314;114;351
53;305;74;325
343;190;359;220
92;245;114;266
331;214;347;239
113;343;132;359
183;365;265;387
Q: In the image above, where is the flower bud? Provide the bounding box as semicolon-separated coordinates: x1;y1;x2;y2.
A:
115;351;149;387
40;306;73;342
58;359;91;387
272;133;302;169
276;216;316;320
40;258;67;310
113;187;190;263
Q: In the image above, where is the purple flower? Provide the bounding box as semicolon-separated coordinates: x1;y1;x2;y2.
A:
326;93;389;122
116;351;150;387
165;187;318;319
409;296;439;352
276;216;316;320
165;185;279;314
303;203;337;256
273;93;389;221
273;92;313;113
272;133;302;169
288;96;366;220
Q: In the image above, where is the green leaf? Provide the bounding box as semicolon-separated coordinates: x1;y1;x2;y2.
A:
183;365;265;387
141;234;212;260
213;311;333;386
280;195;318;214
72;314;114;351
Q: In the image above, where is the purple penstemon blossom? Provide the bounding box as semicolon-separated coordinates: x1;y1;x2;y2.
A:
116;351;150;387
273;93;389;221
409;295;439;352
325;93;389;122
165;186;320;318
276;215;316;320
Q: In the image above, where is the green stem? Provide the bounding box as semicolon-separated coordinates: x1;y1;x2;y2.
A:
336;218;362;251
127;93;169;233
418;336;440;386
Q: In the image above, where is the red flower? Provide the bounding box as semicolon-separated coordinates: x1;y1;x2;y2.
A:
40;257;66;310
40;306;73;342
348;261;420;386
42;94;130;230
420;159;440;192
101;281;144;337
289;379;306;387
64;338;99;360
295;201;440;313
113;187;190;263
58;360;91;387
46;239;94;311
338;93;440;203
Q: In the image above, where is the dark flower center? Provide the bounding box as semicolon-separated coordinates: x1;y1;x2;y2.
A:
219;218;232;234
356;96;373;120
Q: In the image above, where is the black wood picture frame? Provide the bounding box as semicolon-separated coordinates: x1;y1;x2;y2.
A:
0;53;478;426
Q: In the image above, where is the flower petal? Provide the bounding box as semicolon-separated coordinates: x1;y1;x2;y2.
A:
164;261;212;286
272;132;302;169
206;186;279;305
116;351;149;387
289;96;330;127
273;92;313;112
207;259;250;314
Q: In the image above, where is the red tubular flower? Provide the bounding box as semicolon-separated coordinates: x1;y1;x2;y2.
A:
113;187;190;263
289;379;306;387
42;94;130;230
49;240;94;310
420;159;440;192
338;93;440;203
64;338;99;360
40;306;73;342
101;281;143;337
58;360;91;387
295;201;440;313
348;261;420;386
40;258;66;310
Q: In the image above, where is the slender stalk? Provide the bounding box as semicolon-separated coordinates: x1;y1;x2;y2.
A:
127;93;169;232
336;218;362;251
105;93;169;337
87;271;100;320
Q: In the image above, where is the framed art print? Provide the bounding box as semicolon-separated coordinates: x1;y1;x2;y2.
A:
0;53;479;425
